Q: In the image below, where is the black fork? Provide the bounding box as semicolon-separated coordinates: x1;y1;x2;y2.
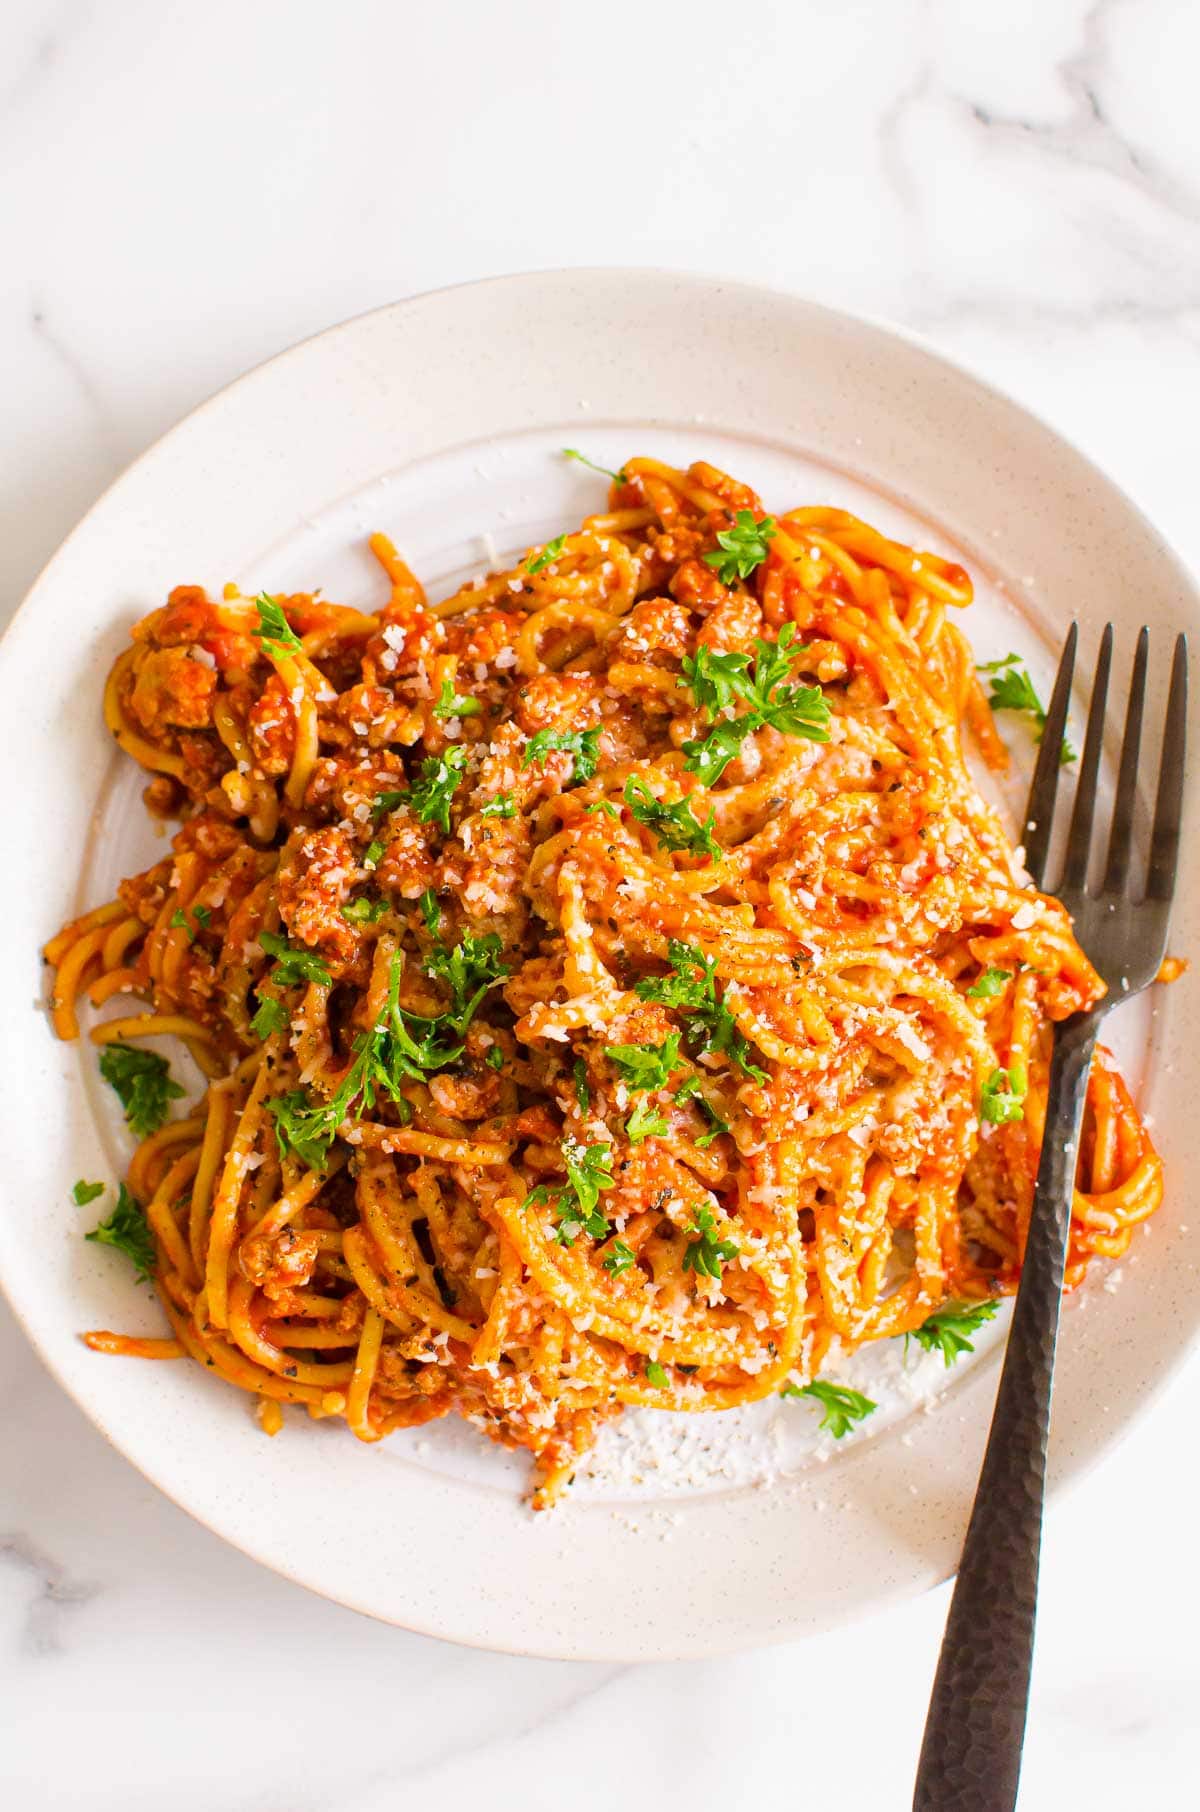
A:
913;626;1188;1811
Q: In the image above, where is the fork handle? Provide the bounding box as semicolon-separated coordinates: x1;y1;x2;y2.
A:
913;1013;1098;1812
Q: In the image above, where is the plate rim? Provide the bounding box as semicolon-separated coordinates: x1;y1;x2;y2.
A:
3;267;1198;1659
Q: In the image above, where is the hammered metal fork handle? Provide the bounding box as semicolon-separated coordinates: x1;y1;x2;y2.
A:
913;1013;1099;1812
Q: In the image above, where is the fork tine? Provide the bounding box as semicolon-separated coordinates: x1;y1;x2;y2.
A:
1147;633;1188;901
1101;626;1149;894
1060;623;1114;892
1022;622;1077;888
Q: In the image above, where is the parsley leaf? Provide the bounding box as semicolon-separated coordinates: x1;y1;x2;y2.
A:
703;510;777;586
86;1182;155;1282
169;908;194;942
679;644;753;717
266;945;487;1169
626;1099;668;1143
485;1044;505;1070
967;966;1013;1000
563;448;628;485
99;1043;184;1139
582;799;619;819
634;940;765;1081
673;1076;730;1148
479;793;515;819
433;676;482;720
602;1239;636;1276
250;993;289;1040
682;1204;739;1278
573;1057;590;1113
524;1136;614;1245
682;718;755;788
424;932;509;1025
342;897;388;924
251;593;303;659
259;929;332;990
623;777;721;861
604;1032;682;1092
780;1379;876;1437
980;1064;1027;1125
374;747;470;835
645;1360;669;1389
682;625;830;784
363;839;385;869
71;1179;105;1206
193;906;212;929
979;654;1076;765
419;889;441;937
523;726;601;786
908;1300;999;1367
525;534;567;576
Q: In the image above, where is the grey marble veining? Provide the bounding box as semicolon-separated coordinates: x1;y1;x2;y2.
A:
1;1;1199;1806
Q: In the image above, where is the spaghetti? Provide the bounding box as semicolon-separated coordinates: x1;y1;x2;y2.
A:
47;456;1163;1506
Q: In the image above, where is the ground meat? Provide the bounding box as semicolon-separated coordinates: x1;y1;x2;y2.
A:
129;646;218;733
695;589;763;651
238;1228;322;1300
276;825;362;966
610;597;694;662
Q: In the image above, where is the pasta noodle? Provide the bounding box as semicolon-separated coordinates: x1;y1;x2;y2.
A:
46;456;1162;1507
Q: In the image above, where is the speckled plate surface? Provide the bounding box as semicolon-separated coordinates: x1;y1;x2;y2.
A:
1;271;1197;1659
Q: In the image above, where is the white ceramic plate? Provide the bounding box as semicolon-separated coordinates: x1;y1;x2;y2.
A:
2;271;1198;1660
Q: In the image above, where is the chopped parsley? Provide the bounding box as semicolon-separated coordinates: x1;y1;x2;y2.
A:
342;896;388;924
908;1300;999;1367
85;1182;155;1282
967;966;1013;1000
250;993;289;1040
419;889;442;937
523;726;601;786
573;1057;591;1113
645;1360;669;1389
980;1064;1027;1125
362;839;385;870
423;931;509;1025
71;1179;105;1206
265;945;489;1169
563;447;628;485
582;799;619;819
525;533;567;576
681;624;831;785
485;1044;506;1070
978;653;1076;765
251;593;302;659
673;1075;730;1148
623;777;721;861
682;1205;739;1279
170;904;212;942
604;1032;682;1093
99;1043;184;1139
373;746;470;835
702;510;777;587
634;939;765;1081
626;1099;668;1143
780;1379;877;1437
479;793;516;819
259;929;331;990
602;1239;636;1276
525;1137;614;1246
433;676;482;720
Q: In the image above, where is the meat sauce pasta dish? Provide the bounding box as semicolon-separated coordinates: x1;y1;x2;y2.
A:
46;455;1163;1508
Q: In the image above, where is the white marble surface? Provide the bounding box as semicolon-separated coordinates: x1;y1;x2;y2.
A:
3;1;1199;1804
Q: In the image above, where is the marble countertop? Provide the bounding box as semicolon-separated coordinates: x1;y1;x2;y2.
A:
3;1;1199;1805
